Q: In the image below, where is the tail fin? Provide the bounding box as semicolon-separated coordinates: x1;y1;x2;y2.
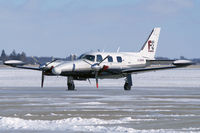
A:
139;27;161;60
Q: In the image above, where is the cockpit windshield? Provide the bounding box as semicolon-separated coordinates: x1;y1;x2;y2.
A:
78;54;95;62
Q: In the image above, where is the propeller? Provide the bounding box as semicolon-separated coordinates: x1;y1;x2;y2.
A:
84;55;110;88
41;71;44;88
88;78;91;84
94;65;110;88
95;72;99;88
32;56;42;66
32;57;57;88
45;59;58;66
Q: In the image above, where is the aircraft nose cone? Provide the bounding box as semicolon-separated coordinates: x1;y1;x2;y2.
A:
52;67;62;75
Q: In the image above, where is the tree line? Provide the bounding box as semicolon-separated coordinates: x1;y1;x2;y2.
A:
0;49;76;64
0;50;26;62
0;49;199;64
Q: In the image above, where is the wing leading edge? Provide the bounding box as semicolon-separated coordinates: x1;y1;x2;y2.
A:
13;66;41;71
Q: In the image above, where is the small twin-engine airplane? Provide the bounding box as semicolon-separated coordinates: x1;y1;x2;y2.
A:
4;27;193;90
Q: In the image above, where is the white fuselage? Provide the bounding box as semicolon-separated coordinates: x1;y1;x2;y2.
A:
50;51;149;79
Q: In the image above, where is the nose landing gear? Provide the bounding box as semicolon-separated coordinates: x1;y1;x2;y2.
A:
67;76;75;90
124;74;132;91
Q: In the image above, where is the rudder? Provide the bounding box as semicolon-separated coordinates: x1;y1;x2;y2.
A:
139;27;161;60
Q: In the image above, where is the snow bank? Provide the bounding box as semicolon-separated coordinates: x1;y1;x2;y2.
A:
0;116;199;133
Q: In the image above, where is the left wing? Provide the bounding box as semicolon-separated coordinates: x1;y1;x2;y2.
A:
122;60;193;74
4;60;41;71
12;66;41;71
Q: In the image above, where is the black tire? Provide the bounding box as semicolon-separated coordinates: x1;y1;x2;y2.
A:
124;83;131;91
68;83;75;91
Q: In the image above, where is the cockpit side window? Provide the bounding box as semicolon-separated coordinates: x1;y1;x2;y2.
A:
85;55;95;62
117;56;122;63
108;56;113;62
96;54;103;62
80;54;95;62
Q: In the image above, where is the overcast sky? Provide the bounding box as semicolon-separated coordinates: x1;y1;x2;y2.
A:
0;0;199;58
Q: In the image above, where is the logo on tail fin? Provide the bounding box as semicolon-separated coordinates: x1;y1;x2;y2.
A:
148;40;154;52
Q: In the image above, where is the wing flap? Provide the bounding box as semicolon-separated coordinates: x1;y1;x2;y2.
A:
146;60;175;65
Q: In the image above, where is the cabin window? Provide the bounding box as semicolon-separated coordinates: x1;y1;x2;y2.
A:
108;56;113;62
81;55;95;62
96;54;103;62
117;56;122;63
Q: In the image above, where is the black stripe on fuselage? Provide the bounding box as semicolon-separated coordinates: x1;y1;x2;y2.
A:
60;68;122;78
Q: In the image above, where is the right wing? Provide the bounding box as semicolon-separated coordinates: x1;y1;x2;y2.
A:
122;60;193;74
122;65;177;74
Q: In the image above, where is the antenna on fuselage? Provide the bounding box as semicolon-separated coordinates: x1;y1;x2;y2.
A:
117;47;120;53
70;54;76;61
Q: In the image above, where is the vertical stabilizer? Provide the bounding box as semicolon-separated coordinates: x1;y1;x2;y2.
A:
139;27;161;59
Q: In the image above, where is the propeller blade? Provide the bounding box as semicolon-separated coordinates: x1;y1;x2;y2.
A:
98;55;110;65
32;56;41;65
41;71;44;88
84;55;110;88
88;78;91;84
96;78;98;88
95;72;99;88
45;59;57;66
83;59;92;65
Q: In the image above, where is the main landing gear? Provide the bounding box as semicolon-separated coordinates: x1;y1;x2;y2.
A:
67;76;75;90
124;74;132;91
67;75;132;91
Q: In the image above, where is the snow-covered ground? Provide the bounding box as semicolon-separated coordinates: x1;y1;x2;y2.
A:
0;68;200;133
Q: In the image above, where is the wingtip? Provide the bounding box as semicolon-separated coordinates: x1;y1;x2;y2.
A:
3;60;25;66
173;60;194;66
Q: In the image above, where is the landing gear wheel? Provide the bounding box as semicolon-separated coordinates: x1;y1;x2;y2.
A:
124;74;132;91
124;83;131;91
67;76;75;91
68;83;75;90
